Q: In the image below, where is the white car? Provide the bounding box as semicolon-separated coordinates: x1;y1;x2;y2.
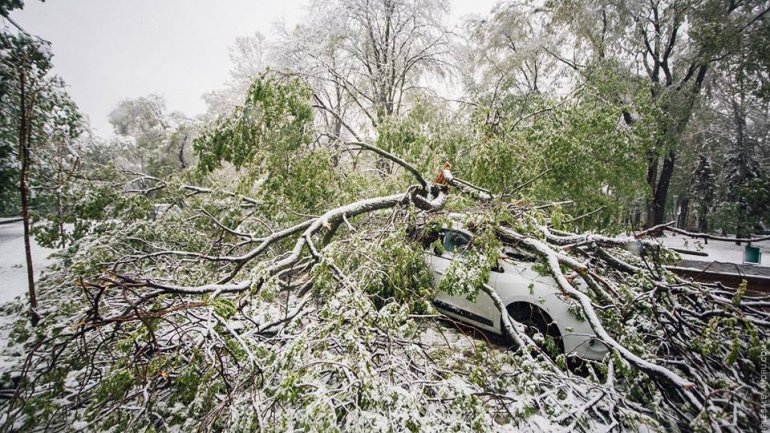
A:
426;228;609;361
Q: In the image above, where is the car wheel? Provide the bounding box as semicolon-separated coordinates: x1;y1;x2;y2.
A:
506;302;564;356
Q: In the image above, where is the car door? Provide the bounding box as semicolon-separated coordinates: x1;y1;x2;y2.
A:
430;229;499;333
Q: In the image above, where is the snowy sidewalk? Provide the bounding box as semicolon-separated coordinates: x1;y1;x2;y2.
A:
0;221;56;305
0;221;57;384
657;233;770;267
658;233;770;292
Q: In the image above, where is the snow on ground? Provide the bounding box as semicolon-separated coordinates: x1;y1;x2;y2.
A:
0;220;57;304
0;220;58;378
657;232;770;267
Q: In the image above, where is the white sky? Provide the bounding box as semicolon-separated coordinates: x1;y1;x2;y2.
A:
9;0;499;138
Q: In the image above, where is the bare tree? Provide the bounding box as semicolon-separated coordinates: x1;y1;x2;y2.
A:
108;95;197;177
203;32;268;118
275;0;451;134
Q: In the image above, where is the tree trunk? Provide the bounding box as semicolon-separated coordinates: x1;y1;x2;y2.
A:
651;150;676;226
20;148;38;326
178;133;188;169
56;186;64;248
677;196;689;229
697;201;709;233
645;155;658;226
56;140;65;248
18;70;39;326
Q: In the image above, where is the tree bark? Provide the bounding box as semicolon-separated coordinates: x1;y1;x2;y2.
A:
677;196;688;229
17;67;39;326
645;155;658;226
650;149;676;226
20;148;38;326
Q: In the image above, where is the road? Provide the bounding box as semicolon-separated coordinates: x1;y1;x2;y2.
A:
0;221;56;304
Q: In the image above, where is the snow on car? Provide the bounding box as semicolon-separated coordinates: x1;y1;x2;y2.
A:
425;227;609;361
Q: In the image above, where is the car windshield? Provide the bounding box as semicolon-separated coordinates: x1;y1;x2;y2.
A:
443;230;471;254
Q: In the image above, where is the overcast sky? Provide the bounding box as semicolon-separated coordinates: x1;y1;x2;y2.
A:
8;0;498;138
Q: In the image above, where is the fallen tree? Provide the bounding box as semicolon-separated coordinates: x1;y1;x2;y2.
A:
0;78;767;433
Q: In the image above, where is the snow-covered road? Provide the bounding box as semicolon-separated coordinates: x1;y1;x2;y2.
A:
0;221;56;305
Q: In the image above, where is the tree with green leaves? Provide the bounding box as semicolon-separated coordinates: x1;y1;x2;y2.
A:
546;0;770;227
194;76;355;217
29;100;83;248
669;7;770;235
0;30;82;325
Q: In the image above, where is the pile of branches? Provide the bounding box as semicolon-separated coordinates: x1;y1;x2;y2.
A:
0;152;768;433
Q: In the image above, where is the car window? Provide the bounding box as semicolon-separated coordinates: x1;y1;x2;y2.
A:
443;230;471;254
